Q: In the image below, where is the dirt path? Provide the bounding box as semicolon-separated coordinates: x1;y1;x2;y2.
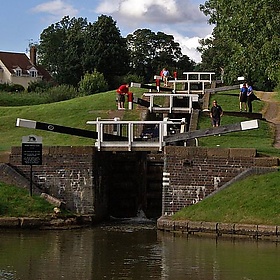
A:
257;91;280;148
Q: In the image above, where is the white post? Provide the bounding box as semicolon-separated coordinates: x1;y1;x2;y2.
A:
113;117;121;135
149;95;153;112
163;117;169;136
169;95;173;113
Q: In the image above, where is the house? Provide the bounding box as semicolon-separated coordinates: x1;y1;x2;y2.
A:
0;46;52;89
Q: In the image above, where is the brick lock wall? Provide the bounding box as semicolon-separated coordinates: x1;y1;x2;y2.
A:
9;146;97;215
162;146;278;216
6;145;278;218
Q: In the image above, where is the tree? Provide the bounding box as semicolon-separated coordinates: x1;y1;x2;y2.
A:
127;29;194;82
83;15;130;88
199;0;280;90
38;15;129;89
38;16;87;86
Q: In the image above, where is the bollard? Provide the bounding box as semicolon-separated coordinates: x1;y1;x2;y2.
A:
127;92;133;110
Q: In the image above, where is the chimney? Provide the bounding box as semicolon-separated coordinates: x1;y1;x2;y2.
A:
30;45;37;65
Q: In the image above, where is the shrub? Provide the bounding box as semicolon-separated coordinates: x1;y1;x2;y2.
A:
27;80;54;93
79;70;109;96
0;83;25;92
44;84;79;103
122;73;144;84
0;83;11;92
9;84;25;92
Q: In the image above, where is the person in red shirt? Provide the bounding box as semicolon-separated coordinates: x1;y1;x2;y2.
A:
116;84;129;109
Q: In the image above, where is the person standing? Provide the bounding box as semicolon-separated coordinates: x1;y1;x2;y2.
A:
246;83;254;113
210;100;223;127
116;84;129;109
239;83;248;112
162;68;169;87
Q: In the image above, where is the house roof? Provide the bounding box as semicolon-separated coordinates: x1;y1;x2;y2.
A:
0;51;52;81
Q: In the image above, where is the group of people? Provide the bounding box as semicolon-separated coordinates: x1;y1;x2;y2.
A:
239;83;259;113
210;82;260;128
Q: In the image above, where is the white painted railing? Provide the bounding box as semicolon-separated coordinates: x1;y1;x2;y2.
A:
143;93;199;113
86;119;178;151
168;72;215;94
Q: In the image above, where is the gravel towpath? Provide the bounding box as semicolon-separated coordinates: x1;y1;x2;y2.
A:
258;91;280;148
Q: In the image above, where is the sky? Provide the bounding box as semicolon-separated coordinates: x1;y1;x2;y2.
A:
0;0;213;63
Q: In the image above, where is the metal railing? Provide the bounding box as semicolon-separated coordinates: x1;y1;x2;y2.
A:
143;93;199;113
86;119;178;151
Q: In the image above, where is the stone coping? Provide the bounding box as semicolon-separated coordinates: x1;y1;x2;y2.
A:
157;217;280;241
0;215;96;230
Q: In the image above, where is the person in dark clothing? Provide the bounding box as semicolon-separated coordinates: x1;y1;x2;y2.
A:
239;83;248;112
246;83;260;112
210;100;223;127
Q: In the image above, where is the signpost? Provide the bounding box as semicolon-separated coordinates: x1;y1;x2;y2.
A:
22;135;42;196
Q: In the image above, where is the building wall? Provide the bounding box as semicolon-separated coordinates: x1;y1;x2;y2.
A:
0;61;11;84
10;75;42;89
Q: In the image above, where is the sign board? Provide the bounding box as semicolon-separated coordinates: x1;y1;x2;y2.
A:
22;135;42;165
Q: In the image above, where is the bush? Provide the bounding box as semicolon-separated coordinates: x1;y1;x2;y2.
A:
0;83;11;92
79;70;109;96
109;74;144;89
44;84;79;103
122;73;144;84
0;83;25;92
9;84;25;92
27;80;54;93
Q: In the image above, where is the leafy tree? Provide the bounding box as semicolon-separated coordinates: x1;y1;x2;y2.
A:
38;15;129;89
83;15;130;88
199;0;280;90
38;16;87;86
127;29;194;82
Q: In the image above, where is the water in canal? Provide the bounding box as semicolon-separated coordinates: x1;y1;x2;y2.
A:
1;217;280;280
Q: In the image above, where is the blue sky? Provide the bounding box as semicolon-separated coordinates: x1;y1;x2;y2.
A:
0;0;213;62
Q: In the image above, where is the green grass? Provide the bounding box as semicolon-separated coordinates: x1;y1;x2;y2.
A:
172;89;280;224
0;182;55;217
197;90;280;157
172;171;280;225
1;87;280;222
0;88;146;152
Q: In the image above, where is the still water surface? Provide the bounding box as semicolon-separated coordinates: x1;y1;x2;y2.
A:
0;218;280;280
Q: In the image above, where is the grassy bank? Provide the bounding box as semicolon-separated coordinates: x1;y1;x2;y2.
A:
0;182;54;217
0;88;146;152
0;87;280;223
172;171;280;225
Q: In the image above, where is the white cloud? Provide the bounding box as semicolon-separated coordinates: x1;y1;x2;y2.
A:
95;0;204;25
163;27;213;63
94;0;211;62
31;0;78;20
174;34;202;63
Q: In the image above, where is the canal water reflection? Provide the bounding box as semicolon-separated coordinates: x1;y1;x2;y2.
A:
0;219;280;279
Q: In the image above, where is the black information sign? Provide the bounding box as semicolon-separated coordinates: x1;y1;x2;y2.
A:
21;135;42;166
22;143;42;165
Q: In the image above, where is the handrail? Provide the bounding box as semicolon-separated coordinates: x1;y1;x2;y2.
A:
143;93;199;113
86;120;176;151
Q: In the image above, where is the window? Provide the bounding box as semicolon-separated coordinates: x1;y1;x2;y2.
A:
29;70;37;77
15;69;22;76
